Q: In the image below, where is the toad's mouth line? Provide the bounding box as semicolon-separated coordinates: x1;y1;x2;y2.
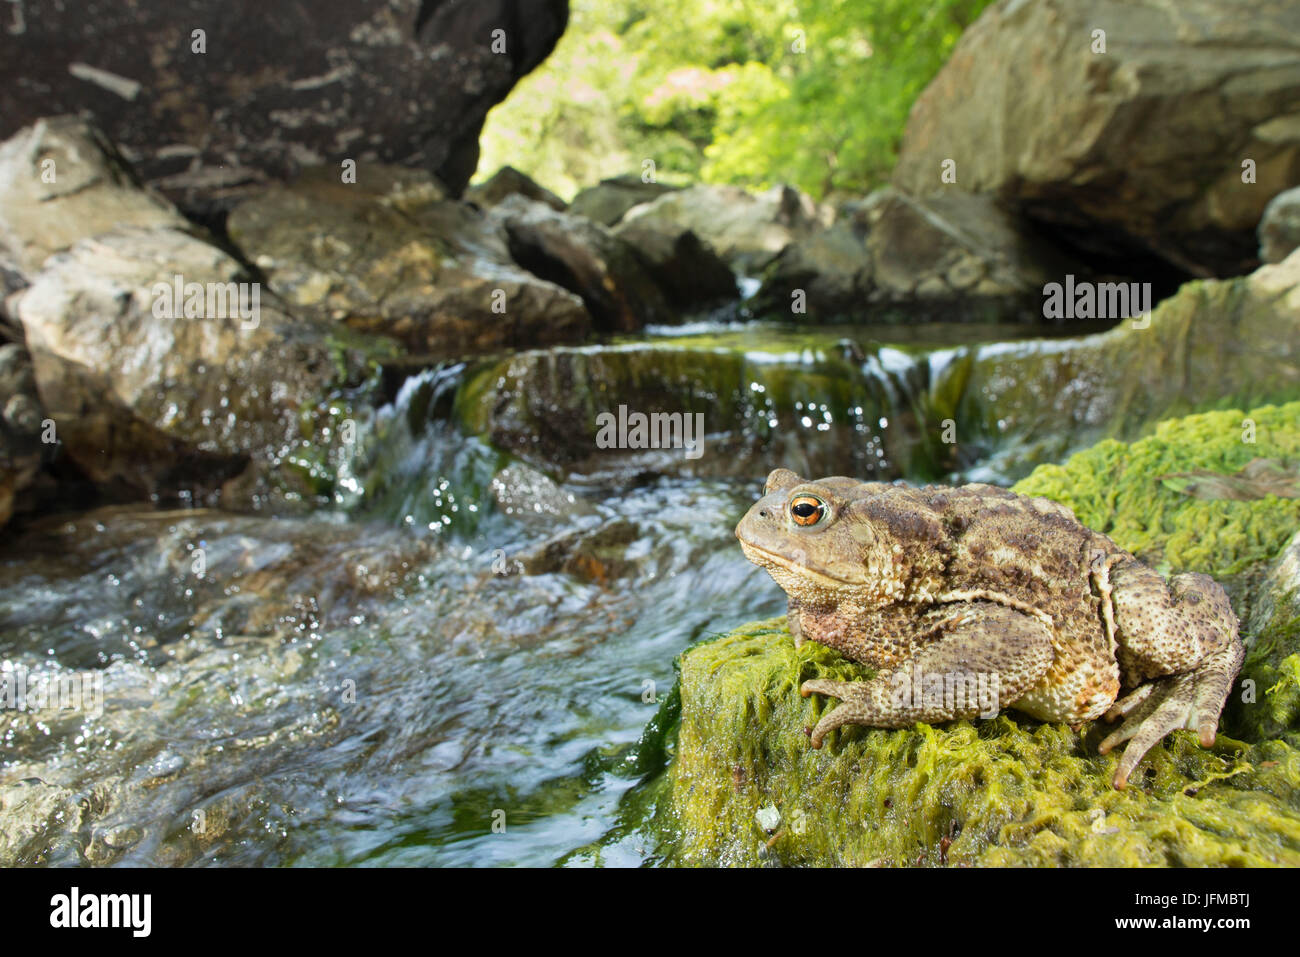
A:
738;540;852;588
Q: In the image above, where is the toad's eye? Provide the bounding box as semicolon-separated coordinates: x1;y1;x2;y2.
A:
790;495;827;527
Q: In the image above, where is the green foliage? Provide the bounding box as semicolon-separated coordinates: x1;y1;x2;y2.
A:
476;0;994;200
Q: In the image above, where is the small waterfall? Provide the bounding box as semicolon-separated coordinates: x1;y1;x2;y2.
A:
354;363;508;537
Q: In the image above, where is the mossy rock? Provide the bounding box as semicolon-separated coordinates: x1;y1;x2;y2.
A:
452;341;936;481
1011;402;1300;580
665;620;1300;867
647;400;1300;866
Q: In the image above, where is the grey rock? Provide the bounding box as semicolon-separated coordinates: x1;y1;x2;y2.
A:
893;0;1300;277
226;168;592;357
0;117;192;280
465;166;566;212
569;175;680;226
9;226;358;506
1260;186;1300;264
619;183;825;274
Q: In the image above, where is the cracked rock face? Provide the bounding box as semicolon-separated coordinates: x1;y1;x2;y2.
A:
0;0;569;210
892;0;1300;278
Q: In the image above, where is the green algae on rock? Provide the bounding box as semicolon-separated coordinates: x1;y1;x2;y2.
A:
1011;402;1300;580
1228;531;1300;746
451;337;938;483
662;619;1300;867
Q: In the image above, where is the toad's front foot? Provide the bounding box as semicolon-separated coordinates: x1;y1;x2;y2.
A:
800;679;875;748
798;602;1055;749
1098;639;1244;789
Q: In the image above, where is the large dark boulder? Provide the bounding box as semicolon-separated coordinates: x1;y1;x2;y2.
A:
0;0;569;210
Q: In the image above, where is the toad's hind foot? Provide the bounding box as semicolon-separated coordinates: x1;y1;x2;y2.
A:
1098;639;1244;789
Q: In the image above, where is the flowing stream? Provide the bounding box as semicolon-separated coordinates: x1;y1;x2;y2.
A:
0;317;1111;866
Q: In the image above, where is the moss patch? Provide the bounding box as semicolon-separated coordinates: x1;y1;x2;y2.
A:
665;620;1300;866
1011;402;1300;579
1236;595;1300;745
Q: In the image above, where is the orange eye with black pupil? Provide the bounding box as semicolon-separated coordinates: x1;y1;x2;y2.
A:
790;495;826;527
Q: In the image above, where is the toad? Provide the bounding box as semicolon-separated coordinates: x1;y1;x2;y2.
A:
736;469;1244;789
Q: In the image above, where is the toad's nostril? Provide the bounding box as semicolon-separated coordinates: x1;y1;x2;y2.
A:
759;509;769;518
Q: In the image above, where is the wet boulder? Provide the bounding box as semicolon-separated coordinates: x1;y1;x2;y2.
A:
865;190;1073;313
453;336;933;483
8;226;373;508
226;167;592;357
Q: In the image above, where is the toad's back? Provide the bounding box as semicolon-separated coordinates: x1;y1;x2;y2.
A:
856;482;1127;622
